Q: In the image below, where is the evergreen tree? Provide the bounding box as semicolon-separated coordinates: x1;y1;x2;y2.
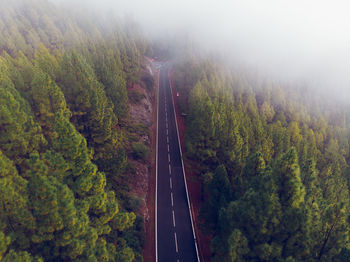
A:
201;165;230;231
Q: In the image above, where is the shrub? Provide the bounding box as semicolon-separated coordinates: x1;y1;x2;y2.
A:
141;73;154;91
128;89;145;104
131;142;150;160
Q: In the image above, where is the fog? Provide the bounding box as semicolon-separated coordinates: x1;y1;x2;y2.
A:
54;0;350;102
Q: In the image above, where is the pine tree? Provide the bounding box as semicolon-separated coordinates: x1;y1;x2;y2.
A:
0;74;46;166
0;150;35;250
201;165;231;230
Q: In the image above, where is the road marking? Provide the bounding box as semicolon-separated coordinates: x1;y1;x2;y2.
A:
167;136;169;143
169;70;200;262
155;63;160;262
167;144;170;152
166;129;169;135
171;191;174;206
168;153;170;162
170;177;173;189
169;164;171;174
174;232;179;253
166;122;168;129
172;210;176;227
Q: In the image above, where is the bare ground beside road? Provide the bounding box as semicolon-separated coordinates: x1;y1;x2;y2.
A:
143;62;158;262
169;70;211;262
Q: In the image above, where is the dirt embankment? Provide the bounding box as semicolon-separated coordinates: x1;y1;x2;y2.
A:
169;70;211;262
127;57;157;262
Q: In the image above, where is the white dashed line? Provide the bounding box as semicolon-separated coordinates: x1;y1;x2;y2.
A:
171;192;174;206
167;144;170;152
167;136;169;143
174;233;179;253
155;64;160;262
169;71;200;262
166;122;168;129
166;129;169;135
169;164;171;174
170;177;173;189
172;210;176;227
168;153;170;162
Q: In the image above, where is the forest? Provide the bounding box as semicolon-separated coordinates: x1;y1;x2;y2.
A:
1;0;350;261
173;56;350;261
0;0;151;261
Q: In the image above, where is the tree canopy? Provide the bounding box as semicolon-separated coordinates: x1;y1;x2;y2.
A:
174;56;350;261
0;0;147;260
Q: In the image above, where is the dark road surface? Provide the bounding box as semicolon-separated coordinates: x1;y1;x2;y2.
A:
156;63;199;262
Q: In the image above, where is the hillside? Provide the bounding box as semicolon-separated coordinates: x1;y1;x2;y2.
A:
173;57;350;261
0;0;152;261
1;0;350;262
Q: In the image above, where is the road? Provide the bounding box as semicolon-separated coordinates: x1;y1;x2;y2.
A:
156;62;199;262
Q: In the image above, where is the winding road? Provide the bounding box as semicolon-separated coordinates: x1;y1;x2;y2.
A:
156;62;199;262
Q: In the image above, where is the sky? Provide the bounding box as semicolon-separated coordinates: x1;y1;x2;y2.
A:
54;0;350;101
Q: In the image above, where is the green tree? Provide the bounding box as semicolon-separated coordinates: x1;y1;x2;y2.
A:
201;165;231;230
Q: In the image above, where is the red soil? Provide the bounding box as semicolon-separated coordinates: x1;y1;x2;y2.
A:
143;69;158;262
169;70;211;262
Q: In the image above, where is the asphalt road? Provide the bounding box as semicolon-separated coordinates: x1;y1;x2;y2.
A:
156;63;199;262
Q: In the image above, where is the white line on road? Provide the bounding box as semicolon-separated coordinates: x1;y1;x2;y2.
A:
172;210;176;227
167;136;169;143
169;70;200;261
166;122;168;129
174;232;179;253
166;129;169;135
155;64;160;262
171;191;174;206
167;144;170;152
170;177;173;189
169;164;171;174
168;153;171;162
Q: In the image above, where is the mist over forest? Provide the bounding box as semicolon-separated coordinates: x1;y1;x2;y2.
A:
53;0;350;102
1;0;350;261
